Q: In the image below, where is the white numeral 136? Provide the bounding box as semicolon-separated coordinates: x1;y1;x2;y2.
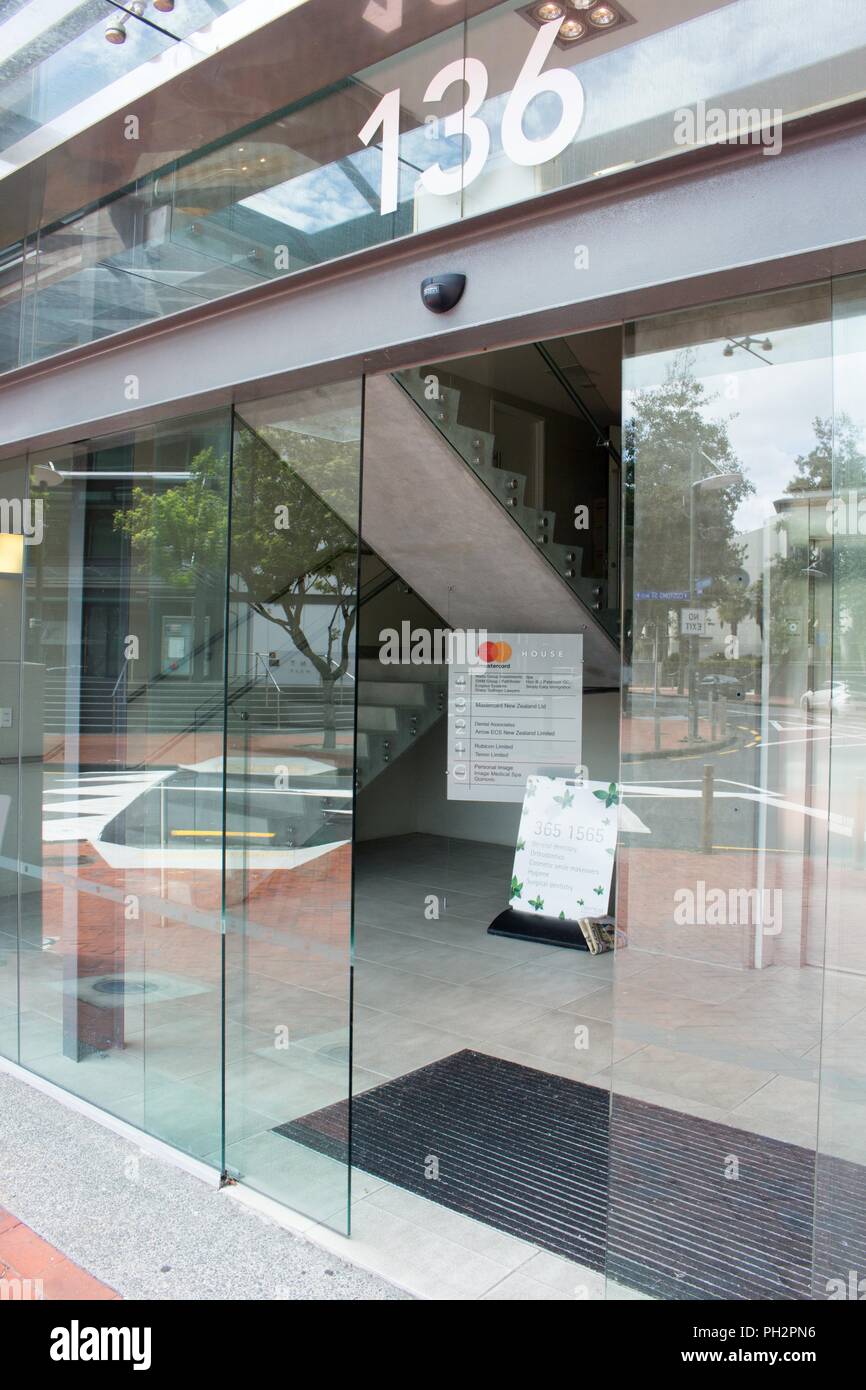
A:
358;21;585;215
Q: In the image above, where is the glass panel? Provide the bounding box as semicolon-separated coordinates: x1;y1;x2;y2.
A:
813;272;866;1298
615;282;834;1298
17;408;230;1164
0;0;248;163
0;237;24;372
222;379;362;1228
6;0;866;371
0;453;26;1060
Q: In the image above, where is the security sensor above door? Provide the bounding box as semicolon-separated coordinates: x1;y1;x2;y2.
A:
420;274;466;313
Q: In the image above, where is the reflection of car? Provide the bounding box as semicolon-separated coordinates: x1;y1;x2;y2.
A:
699;673;744;697
800;680;849;711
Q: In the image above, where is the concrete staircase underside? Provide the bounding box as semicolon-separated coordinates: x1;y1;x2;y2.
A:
362;374;620;687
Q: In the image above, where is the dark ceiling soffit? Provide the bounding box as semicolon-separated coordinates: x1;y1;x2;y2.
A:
0;0;503;251
1;92;865;403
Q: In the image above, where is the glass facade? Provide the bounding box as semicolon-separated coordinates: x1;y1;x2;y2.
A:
3;0;866;373
0;381;362;1229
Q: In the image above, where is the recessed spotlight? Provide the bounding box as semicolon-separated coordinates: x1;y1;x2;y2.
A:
104;21;127;43
559;17;586;40
519;0;632;48
153;0;176;10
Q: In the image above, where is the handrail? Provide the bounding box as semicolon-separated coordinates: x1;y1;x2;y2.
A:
254;652;282;728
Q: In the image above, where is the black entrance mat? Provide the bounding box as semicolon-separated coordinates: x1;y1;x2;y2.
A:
275;1048;866;1300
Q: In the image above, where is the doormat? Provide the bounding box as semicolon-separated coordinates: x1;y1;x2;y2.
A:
275;1048;866;1300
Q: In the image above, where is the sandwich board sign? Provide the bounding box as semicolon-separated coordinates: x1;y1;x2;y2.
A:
508;776;619;921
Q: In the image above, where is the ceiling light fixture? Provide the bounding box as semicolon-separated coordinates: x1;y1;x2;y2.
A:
559;17;586;40
589;3;619;25
519;0;633;49
534;2;565;20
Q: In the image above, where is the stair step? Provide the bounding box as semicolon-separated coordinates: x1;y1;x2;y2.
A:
358;681;428;707
357;705;399;733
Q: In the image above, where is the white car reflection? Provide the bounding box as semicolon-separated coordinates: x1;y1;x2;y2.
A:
799;680;849;712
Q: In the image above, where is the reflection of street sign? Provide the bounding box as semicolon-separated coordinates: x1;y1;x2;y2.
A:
681;607;709;636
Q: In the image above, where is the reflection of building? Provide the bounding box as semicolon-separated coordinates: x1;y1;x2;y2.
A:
1;0;866;1306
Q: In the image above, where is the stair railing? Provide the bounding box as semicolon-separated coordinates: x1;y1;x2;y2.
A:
254;652;282;729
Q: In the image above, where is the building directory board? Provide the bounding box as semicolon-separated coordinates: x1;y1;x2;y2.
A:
446;633;583;803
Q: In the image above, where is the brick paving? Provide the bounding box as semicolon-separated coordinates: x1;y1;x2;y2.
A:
0;1206;119;1301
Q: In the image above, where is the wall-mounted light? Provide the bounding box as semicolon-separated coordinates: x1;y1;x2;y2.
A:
105;1;146;44
0;534;24;575
105;1;176;44
723;335;774;363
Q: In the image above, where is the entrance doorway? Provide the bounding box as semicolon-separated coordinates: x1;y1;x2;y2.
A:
276;326;626;1290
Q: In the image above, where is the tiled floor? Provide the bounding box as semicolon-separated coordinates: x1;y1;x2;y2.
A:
0;1206;119;1301
353;833;866;1165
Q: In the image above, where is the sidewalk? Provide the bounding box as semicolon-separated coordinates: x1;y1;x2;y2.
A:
0;1068;406;1301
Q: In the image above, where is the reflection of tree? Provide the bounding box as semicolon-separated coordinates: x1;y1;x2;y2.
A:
115;424;358;749
625;351;754;665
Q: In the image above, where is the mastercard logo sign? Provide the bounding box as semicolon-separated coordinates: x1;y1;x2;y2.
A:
478;640;513;664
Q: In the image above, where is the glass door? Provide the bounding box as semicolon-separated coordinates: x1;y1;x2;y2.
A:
615;281;837;1299
221;378;363;1230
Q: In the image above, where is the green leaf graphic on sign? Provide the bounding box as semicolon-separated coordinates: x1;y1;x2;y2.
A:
529;895;545;912
510;877;523;898
594;885;604;896
593;782;620;808
554;789;574;809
